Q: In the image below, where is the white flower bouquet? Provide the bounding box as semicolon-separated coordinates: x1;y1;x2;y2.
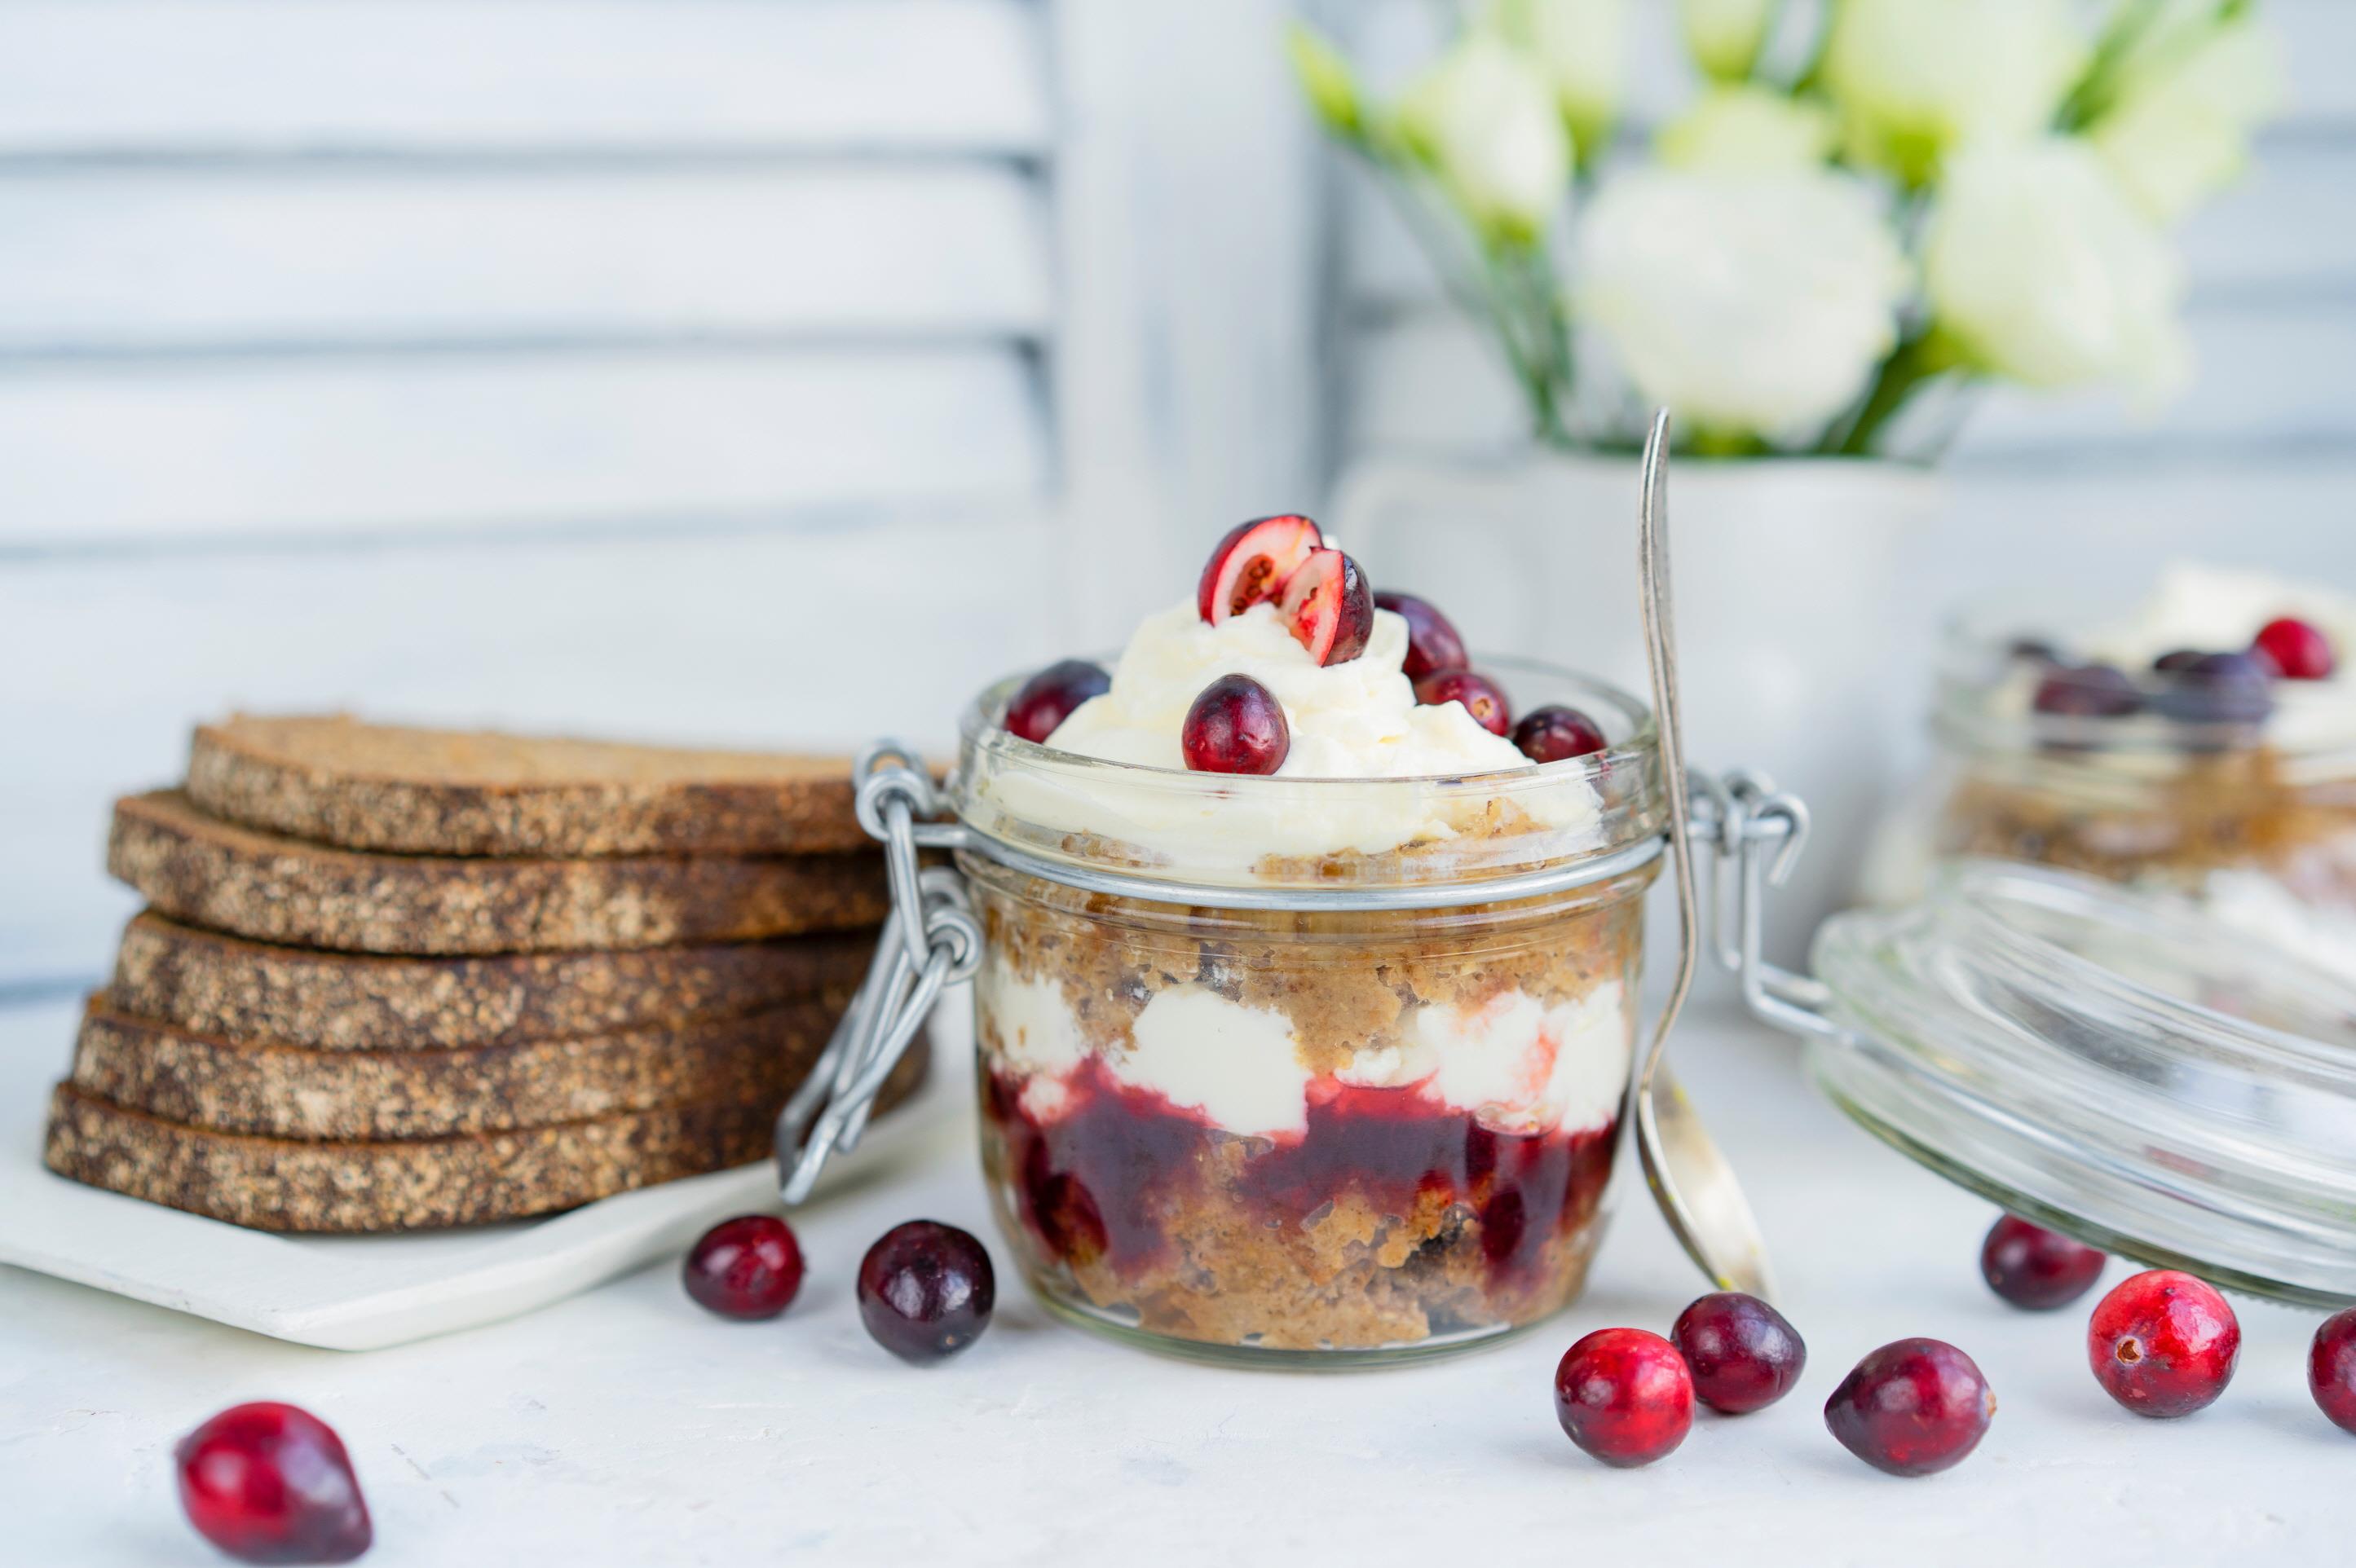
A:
1290;0;2283;458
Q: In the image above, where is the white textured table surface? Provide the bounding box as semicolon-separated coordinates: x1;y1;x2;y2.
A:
1;993;2346;1566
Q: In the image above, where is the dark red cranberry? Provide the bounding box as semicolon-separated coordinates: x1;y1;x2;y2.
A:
1512;704;1607;764
1553;1328;1693;1467
1003;658;1110;745
2151;648;2206;674
1979;1215;2105;1310
1670;1293;1807;1415
1824;1339;1995;1477
682;1213;805;1320
1374;591;1469;680
2032;663;2142;720
177;1403;372;1564
2006;636;2063;666
858;1220;995;1364
1280;548;1374;665
1197;515;1322;625
2152;650;2274;727
2088;1269;2240;1418
2253;614;2335;680
1182;673;1290;774
1414;668;1512;737
2309;1307;2356;1435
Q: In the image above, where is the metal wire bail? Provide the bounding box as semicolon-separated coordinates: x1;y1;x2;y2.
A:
776;741;983;1204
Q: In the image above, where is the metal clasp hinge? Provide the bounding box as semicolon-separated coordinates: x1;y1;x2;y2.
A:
1688;769;1842;1040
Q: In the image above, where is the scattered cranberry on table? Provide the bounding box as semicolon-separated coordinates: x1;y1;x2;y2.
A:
1413;668;1513;737
177;1402;373;1565
2087;1269;2240;1419
1511;705;1608;765
1279;548;1374;666
1979;1215;2106;1311
1182;673;1291;774
2309;1307;2356;1435
1372;590;1468;680
682;1213;806;1321
1824;1338;1996;1477
1670;1292;1807;1415
1197;514;1322;626
858;1220;996;1364
2252;614;2336;680
1004;658;1111;745
1552;1328;1694;1468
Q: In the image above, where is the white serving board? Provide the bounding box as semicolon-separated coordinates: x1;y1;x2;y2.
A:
0;992;969;1350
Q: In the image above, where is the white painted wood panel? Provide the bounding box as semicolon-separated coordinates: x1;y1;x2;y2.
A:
0;349;1045;547
0;1;1050;156
0;167;1051;350
0;513;1067;985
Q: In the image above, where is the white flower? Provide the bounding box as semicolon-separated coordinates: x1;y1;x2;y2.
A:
1398;33;1572;244
2090;3;2284;222
1655;85;1835;174
1923;139;2190;394
1488;0;1630;156
1679;0;1776;82
1823;0;2086;183
1575;167;1908;439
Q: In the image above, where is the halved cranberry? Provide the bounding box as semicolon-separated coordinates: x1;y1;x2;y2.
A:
2088;1269;2239;1418
1374;591;1469;680
1197;515;1322;625
1182;673;1290;774
2254;615;2335;680
1824;1339;1995;1476
682;1213;805;1320
1414;669;1512;737
858;1220;996;1364
1670;1292;1807;1414
177;1403;373;1564
2033;663;2142;719
1979;1215;2105;1310
1280;548;1374;665
2309;1307;2356;1435
1512;705;1607;764
1553;1328;1693;1467
1004;658;1110;744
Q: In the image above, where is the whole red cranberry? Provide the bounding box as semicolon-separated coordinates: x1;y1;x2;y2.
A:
1979;1215;2106;1310
2087;1269;2240;1418
1181;673;1290;774
858;1220;995;1364
2033;662;2142;720
2309;1307;2356;1435
1824;1339;1996;1477
1414;668;1512;737
1552;1328;1693;1467
682;1213;805;1320
177;1403;372;1564
1003;658;1110;745
1372;591;1469;680
2253;615;2335;680
1511;705;1608;764
1670;1293;1807;1415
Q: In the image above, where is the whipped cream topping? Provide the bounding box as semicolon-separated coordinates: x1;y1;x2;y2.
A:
980;960;1629;1140
977;598;1602;868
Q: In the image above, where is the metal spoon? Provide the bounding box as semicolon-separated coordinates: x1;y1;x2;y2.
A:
1632;407;1778;1301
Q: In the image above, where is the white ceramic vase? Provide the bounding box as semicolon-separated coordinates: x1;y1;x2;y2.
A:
1333;448;1946;964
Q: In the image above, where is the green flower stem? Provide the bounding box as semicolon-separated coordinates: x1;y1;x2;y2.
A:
1830;332;1961;457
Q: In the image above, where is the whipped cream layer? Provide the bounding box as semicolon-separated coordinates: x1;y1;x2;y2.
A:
977;599;1602;868
980;960;1630;1141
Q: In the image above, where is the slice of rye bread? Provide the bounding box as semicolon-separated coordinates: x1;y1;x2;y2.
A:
69;993;845;1140
186;713;868;856
110;911;874;1050
42;1043;926;1232
108;791;887;955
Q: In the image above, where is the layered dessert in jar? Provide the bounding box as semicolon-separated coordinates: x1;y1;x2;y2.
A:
1876;563;2356;980
951;517;1664;1361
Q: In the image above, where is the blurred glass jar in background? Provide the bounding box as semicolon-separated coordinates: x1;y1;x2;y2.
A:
1865;565;2356;982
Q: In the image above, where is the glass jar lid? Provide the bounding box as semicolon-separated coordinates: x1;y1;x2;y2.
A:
1805;860;2356;1305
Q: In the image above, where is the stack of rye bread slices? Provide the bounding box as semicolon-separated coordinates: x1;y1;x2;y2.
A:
42;714;915;1233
